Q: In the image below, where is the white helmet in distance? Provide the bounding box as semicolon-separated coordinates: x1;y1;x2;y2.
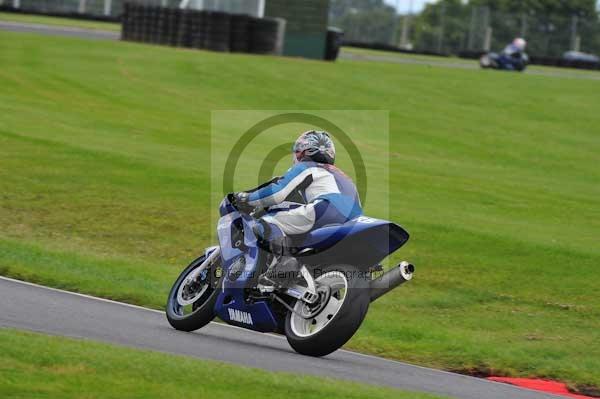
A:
513;37;527;51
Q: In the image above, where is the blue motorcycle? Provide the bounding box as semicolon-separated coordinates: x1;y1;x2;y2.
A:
166;193;414;356
480;52;529;72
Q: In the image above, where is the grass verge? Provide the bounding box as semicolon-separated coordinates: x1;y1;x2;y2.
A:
0;329;445;399
0;30;598;390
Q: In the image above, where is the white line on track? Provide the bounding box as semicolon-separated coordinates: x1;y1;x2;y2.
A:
0;274;566;398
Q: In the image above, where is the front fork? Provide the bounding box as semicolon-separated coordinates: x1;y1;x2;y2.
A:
199;246;222;288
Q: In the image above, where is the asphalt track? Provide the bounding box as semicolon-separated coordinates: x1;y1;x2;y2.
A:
0;20;119;40
0;276;564;399
340;50;600;81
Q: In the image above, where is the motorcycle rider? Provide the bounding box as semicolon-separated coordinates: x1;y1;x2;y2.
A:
503;37;527;57
501;37;528;69
234;130;362;290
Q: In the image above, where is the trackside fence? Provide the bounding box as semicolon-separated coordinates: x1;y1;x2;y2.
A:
330;5;600;70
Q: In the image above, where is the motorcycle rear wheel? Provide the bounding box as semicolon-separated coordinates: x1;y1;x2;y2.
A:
166;253;221;332
284;264;370;357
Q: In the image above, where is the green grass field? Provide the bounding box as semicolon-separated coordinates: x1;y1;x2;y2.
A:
0;329;443;399
0;29;599;394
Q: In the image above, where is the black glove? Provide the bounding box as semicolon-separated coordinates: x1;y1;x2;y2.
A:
233;192;254;213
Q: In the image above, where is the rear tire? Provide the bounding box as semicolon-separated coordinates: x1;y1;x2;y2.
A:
166;254;221;332
285;264;370;357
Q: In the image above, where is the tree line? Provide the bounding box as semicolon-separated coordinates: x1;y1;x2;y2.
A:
329;0;600;56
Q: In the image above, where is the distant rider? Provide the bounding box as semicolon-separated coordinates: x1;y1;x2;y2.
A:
235;131;362;289
501;37;528;69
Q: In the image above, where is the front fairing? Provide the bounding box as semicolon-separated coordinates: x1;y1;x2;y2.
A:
216;211;262;288
214;209;278;332
219;195;237;217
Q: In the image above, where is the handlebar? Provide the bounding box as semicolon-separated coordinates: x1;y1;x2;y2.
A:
228;192;259;216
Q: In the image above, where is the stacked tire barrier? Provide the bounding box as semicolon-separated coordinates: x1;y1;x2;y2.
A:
122;3;284;56
205;11;230;52
229;14;250;53
249;17;281;54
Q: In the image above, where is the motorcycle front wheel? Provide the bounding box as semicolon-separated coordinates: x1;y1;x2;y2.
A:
285;264;370;357
166;252;222;332
480;54;492;68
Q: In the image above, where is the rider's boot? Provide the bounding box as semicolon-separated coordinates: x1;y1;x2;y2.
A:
253;219;301;292
257;256;300;292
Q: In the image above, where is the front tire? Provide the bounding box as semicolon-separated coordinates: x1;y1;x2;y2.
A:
166;253;221;332
480;54;492;68
285;264;370;357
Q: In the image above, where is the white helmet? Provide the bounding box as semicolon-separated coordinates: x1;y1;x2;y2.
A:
513;37;527;51
292;130;336;165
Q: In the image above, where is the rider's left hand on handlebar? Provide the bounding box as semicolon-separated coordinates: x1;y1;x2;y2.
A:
233;192;254;213
234;192;249;203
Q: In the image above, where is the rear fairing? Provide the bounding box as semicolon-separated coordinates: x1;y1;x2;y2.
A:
292;216;410;269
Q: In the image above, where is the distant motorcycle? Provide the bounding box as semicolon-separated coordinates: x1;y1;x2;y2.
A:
166;192;414;357
480;52;529;72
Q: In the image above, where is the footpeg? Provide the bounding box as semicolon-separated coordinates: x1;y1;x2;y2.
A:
302;291;319;304
257;284;276;293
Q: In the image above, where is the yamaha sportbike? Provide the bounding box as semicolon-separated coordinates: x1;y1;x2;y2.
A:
166;193;414;356
480;52;529;71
